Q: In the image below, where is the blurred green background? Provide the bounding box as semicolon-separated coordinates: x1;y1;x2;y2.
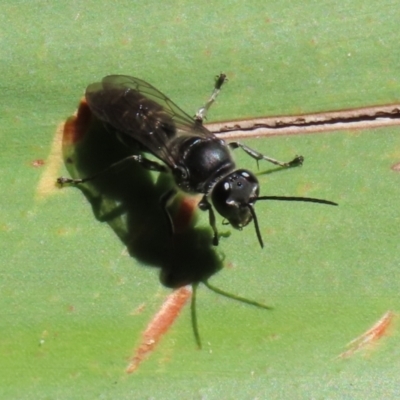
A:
1;1;400;398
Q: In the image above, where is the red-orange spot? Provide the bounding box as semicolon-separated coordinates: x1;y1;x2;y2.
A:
31;159;45;167
225;261;234;270
173;196;200;233
126;286;191;373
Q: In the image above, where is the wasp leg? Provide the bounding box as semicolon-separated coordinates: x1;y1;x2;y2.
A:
190;282;202;349
195;73;227;123
57;154;169;185
160;189;177;236
228;142;304;168
198;195;219;246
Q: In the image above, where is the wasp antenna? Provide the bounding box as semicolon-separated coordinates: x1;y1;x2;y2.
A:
247;204;264;249
257;196;338;206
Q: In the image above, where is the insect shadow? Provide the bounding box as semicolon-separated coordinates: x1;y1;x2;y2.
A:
61;99;222;289
59;74;337;348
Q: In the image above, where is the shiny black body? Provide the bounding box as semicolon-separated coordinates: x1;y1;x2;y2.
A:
78;75;336;247
84;75;261;244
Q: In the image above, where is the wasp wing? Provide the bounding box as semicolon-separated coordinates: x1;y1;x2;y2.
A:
85;75;213;169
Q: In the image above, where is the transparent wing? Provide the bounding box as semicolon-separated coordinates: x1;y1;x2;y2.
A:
85;75;213;168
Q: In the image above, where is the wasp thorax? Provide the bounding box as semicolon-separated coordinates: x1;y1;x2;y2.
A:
211;169;260;229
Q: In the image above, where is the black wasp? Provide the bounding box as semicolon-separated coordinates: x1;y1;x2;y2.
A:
58;74;337;247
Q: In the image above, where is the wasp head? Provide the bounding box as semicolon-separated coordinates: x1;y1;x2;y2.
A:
211;170;260;230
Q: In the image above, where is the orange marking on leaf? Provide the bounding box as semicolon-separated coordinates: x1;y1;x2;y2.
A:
31;159;45;168
339;311;395;359
36;98;92;199
63;98;92;146
126;286;192;373
173;196;200;233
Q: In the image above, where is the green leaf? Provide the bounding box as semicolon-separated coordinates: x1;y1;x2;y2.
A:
1;1;400;398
